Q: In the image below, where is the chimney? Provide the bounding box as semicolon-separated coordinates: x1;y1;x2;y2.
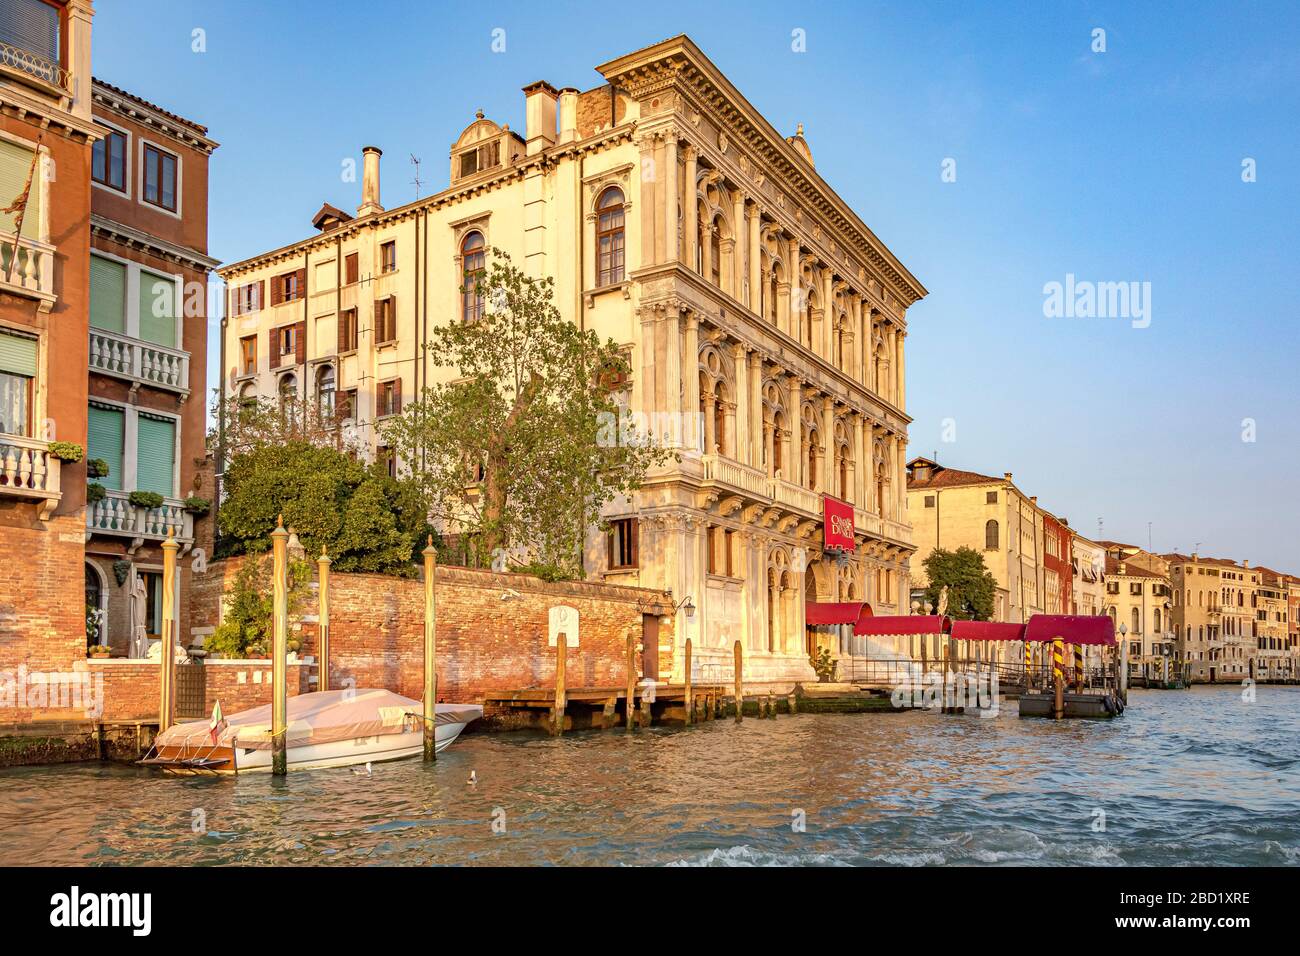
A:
358;146;383;217
1119;562;1127;575
558;87;580;144
1003;472;1012;482
522;81;558;155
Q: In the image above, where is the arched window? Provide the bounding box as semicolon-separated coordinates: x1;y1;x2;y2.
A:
85;563;104;649
1131;607;1141;635
806;429;818;491
771;410;785;476
460;231;485;322
768;271;779;323
710;217;722;286
838;444;849;500
278;372;298;421
984;519;999;550
1154;607;1162;633
316;364;336;420
1107;606;1117;624
596;187;625;286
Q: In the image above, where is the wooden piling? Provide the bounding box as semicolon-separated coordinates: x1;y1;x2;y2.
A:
733;640;743;723
317;546;331;693
422;536;438;761
625;632;637;731
270;518;289;776
158;528;179;733
1052;637;1065;720
553;632;567;736
684;638;693;725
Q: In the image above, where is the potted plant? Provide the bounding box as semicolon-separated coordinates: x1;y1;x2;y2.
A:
809;647;838;683
47;441;84;463
128;490;165;510
86;482;107;505
86;458;110;479
182;495;211;516
89;644;113;659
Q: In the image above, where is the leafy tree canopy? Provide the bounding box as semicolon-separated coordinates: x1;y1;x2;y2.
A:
382;249;671;579
921;546;997;621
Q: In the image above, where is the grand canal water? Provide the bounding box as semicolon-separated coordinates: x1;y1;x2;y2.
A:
2;685;1297;866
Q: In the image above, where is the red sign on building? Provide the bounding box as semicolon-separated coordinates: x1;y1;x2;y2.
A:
823;496;856;553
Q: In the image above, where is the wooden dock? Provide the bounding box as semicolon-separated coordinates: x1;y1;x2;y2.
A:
1018;691;1124;719
482;684;730;734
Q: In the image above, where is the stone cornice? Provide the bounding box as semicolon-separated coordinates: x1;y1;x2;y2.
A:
91;83;219;154
599;36;927;310
91;214;220;271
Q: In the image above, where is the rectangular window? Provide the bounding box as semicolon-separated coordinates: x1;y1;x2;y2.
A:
235;282;262;315
924;495;935;508
0;0;60;67
277;325;297;358
239;335;257;375
376;445;396;479
377;379;400;418
275;271;301;303
380;241;396;274
141;143;178;212
338;308;358;352
87;404;125;492
89;255;126;332
344;252;359;285
0;137;42;240
986;491;998;504
375;296;396;344
92;125;127;192
141;571;163;639
607;518;638;570
137;269;176;348
136;414;176;498
0;329;37;437
339;389;357;422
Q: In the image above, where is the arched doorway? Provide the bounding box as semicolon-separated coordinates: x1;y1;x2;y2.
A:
84;562;106;649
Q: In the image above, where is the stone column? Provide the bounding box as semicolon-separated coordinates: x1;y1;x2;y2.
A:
897;330;906;412
864;309;876;396
732;193;747;302
683;312;700;452
732;341;749;465
663;133;679;265
787;237;801;338
821;395;835;495
638;308;657;432
852;412;865;507
701;221;714;283
703;387;716;455
787;376;802;487
749;350;763;471
664;307;682;446
748;205;762;315
683;145;698;272
821;270;835;359
885;324;897;406
848;295;861;380
895;433;907;525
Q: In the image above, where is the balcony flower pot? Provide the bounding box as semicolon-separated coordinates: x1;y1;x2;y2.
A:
86;458;110;479
88;645;112;659
47;441;83;463
127;490;165;510
182;495;211;516
86;482;107;505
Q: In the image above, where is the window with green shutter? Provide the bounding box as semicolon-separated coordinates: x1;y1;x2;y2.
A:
138;270;176;347
87;404;124;492
0;329;37;437
90;255;126;332
0;137;42;240
135;414;176;497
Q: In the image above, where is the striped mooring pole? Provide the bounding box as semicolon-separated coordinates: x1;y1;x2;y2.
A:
1024;639;1033;692
1074;644;1085;692
1052;638;1065;720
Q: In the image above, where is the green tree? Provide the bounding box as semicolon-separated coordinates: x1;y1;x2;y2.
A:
218;440;422;575
382;249;671;579
208;553;312;659
921;546;997;620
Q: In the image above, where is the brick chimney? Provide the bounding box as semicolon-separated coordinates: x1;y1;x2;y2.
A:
357;146;383;216
523;81;558;155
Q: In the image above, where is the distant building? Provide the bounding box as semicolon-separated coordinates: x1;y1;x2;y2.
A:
1251;567;1290;680
1164;552;1259;682
1099;542;1174;678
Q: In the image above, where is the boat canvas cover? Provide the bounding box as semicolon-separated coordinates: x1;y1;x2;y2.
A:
153;689;482;751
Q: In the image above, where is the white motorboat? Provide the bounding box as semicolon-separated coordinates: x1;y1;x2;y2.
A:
141;689;481;774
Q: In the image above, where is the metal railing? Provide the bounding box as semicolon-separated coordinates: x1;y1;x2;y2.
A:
89;329;190;395
839;655;1120;694
86;489;194;542
0;39;70;92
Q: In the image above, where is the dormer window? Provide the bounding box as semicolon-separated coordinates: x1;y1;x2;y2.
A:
459;141;500;178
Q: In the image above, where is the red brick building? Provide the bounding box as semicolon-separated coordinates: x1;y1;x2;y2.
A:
0;0;97;717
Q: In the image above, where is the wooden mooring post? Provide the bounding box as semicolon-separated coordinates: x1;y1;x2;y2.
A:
157;528;178;733
552;633;567;736
270;518;289;776
625;632;637;731
684;638;693;725
317;546;331;693
422;536;438;761
733;640;743;723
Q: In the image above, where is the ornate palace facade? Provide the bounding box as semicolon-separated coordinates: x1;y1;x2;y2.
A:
218;36;925;686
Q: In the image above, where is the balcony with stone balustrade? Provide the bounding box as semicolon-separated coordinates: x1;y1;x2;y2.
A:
0;434;61;519
85;489;193;550
88;329;191;397
0;232;56;312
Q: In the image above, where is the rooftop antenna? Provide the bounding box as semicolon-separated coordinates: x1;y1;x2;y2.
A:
1097;517;1103;538
410;154;423;200
1147;522;1152;552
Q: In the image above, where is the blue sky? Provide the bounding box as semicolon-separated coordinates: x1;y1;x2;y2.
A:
91;0;1300;570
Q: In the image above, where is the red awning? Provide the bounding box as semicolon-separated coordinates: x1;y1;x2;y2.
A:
805;602;877;635
1023;615;1116;646
950;620;1027;642
854;614;951;636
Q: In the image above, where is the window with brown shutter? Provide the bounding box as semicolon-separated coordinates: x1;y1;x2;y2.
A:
377;378;401;418
339;389;356;421
344;252;359;285
294;320;306;365
239;335;257;375
607;518;638;570
273;269;305;304
375;296;396;344
234;281;262;316
338;308;358;352
275;324;298;366
380;241;396;274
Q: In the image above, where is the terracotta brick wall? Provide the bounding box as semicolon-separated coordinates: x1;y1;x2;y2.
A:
189;558;675;704
90;660;311;722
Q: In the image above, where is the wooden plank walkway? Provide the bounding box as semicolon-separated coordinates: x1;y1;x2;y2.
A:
483;684;729;734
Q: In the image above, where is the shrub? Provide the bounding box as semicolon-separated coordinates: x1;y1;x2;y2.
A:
207;554;311;659
86;482;107;504
183;496;211;516
128;490;165;509
86;458;110;478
